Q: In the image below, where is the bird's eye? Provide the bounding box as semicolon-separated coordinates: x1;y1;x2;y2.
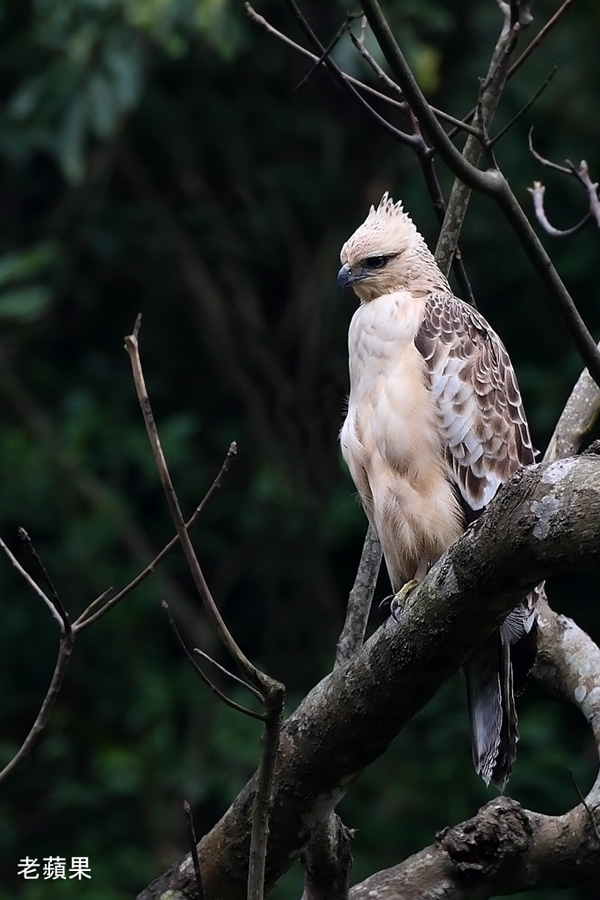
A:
364;255;388;269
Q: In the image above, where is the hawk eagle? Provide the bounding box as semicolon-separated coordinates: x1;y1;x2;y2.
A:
338;193;537;789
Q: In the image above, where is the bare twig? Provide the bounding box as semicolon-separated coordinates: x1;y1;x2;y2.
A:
245;4;405;114
527;181;591;238
282;0;419;149
434;3;523;275
507;0;573;80
359;0;600;389
194;648;264;704
183;800;206;900
245;5;477;136
447;0;574;141
17;527;70;632
124;317;263;687
162;601;265;721
347;29;481;138
490;66;557;147
0;537;65;630
528;127;573;174
294;13;360;94
74;441;237;630
125;315;285;900
0;630;74;783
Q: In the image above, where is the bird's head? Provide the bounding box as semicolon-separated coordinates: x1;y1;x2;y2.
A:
338;193;444;301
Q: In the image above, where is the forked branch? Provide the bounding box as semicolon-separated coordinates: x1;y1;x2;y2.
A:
124;315;285;900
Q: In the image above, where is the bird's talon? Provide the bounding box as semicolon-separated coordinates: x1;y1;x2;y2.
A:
378;593;394;615
390;579;419;619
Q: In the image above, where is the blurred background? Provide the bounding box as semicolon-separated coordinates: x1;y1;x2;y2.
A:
0;1;599;897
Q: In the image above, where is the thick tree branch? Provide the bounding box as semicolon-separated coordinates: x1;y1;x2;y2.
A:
137;454;600;900
349;596;600;899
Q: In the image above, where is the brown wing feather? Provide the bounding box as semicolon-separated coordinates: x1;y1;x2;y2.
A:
415;291;538;789
415;292;535;515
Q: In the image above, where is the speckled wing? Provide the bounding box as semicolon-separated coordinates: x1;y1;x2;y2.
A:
415;291;537;789
414;292;535;516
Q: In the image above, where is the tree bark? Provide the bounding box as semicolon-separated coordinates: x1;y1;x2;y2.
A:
137;454;600;900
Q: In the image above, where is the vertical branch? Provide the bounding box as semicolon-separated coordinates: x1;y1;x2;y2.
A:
248;684;286;900
435;4;524;275
125;315;285;900
335;523;381;667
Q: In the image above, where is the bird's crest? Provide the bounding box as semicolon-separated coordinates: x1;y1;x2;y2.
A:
341;192;423;265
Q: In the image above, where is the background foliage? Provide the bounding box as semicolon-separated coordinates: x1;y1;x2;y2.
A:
1;1;599;897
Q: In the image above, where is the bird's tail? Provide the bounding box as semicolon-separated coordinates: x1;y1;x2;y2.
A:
464;596;538;790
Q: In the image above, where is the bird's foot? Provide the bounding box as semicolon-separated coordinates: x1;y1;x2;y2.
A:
390;579;419;621
378;593;394;617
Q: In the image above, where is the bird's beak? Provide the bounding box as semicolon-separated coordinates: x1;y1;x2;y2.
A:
337;262;355;290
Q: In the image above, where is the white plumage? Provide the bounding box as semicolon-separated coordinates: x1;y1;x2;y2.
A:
338;193;538;788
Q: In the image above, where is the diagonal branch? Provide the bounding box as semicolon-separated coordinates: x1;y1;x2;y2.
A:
0;537;66;631
283;0;419;149
162;601;265;722
125;315;285;900
0;630;75;784
74;441;237;631
137;453;600;899
124;315;264;692
358;0;600;389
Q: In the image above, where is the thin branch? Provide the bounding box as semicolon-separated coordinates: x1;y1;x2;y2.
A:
294;13;360;94
282;0;418;149
434;3;522;274
527;181;591;237
359;0;600;389
490;66;557;147
183;801;206;900
0;537;65;630
245;4;404;114
246;5;477;137
162;600;265;722
72;586;114;626
0;630;75;783
74;441;237;631
347;29;481;138
507;0;573;80
335;523;381;668
17;527;70;632
194;648;264;704
124;315;265;690
247;1;477;303
446;0;574;141
528;127;573;174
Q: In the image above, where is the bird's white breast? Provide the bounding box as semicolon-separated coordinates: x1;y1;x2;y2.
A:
340;291;462;587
